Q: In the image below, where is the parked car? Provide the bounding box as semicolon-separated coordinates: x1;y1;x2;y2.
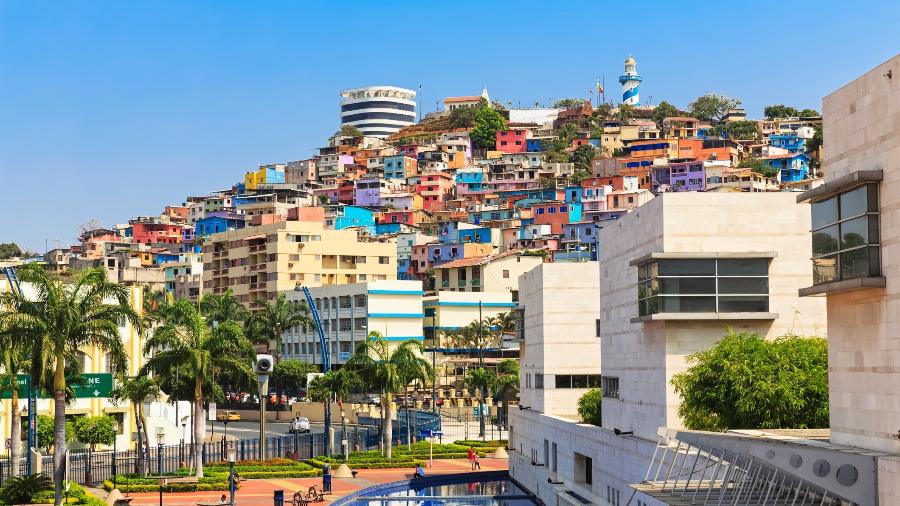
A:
217;410;241;422
289;416;311;434
363;394;381;406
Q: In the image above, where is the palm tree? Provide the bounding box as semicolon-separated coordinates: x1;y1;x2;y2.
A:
346;332;432;458
110;376;160;476
465;367;497;438
200;289;248;326
141;299;255;478
0;337;29;477
308;369;358;456
249;294;311;360
0;265;139;506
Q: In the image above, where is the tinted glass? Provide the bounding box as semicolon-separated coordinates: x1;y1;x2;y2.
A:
658;277;716;294
657;259;716;276
658;296;716;313
840;216;869;249
718;258;769;276
840;248;870;279
718;277;768;294
554;375;571;388
839;186;868;219
572;375;588;388
811;197;838;229
812;226;839;257
718;296;769;312
813;257;838;285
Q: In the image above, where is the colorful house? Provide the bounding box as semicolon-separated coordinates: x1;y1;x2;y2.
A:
495;129;531;153
383;155;418;180
669;160;706;192
765;153;810;182
196;213;246;236
768;133;807;154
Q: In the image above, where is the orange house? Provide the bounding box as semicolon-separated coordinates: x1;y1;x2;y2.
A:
677;138;744;165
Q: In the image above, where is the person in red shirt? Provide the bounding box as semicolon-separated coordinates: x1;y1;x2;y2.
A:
467;447;475;470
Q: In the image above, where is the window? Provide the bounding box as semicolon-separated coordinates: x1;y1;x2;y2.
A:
503;269;510;279
637;258;770;316
810;184;880;285
554;375;601;388
602;377;619;398
534;373;544;389
378;256;390;264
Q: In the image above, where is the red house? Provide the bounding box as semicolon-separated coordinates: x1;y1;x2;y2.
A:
531;201;571;234
130;222;183;244
495;129;530;153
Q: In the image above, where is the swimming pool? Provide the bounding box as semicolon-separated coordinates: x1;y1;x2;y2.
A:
332;471;538;505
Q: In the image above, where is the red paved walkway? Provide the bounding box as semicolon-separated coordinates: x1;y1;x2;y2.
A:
127;458;509;506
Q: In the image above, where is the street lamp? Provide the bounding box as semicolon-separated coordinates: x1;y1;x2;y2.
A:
112;419;120;490
156;428;165;506
179;416;188;466
226;443;237;506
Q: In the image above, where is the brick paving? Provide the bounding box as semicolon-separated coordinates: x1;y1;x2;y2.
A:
126;458;509;506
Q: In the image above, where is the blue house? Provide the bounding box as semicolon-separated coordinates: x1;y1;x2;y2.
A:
769;134;806;154
196;214;245;236
556;222;599;262
458;227;492;245
375;222;403;235
456;170;484;192
334;206;376;235
564;186;584;203
526;139;545;152
765;153;810;183
383;156;413;180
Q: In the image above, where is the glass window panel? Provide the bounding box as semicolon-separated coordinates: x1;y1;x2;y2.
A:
718;296;769;312
717;258;769;276
811;197;838;229
588;375;602;388
840;216;869;250
813;256;838;285
658;277;716;294
812;225;839;257
657;259;715;276
658;296;716;313
554;375;571;388
572;375;588;388
718;277;768;294
840;248;870;280
839;186;868;219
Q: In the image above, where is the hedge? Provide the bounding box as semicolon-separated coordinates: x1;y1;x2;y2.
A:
453;440;507;448
103;481;231;493
306;458;424;470
31;483;105;506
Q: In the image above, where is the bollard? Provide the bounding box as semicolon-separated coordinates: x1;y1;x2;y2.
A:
274;490;284;506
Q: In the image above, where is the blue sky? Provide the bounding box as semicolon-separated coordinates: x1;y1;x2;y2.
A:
1;1;899;251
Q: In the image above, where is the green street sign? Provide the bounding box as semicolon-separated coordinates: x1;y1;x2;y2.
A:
0;373;113;399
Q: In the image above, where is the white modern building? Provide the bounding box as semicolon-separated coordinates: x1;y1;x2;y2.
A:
339;86;417;138
283;280;424;366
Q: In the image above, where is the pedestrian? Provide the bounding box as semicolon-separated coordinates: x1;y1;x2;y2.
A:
467;447;475;470
474;453;481;470
219;494;227;504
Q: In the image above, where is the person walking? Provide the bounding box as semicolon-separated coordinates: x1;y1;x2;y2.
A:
467;447;476;470
473;453;481;470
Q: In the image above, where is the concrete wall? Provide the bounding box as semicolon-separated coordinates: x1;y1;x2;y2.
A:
599;192;827;441
518;263;600;417
820;55;900;462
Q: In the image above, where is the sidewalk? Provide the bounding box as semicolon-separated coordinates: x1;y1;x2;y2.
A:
126;458;509;506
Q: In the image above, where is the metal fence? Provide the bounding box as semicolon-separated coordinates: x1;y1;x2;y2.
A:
0;413;431;487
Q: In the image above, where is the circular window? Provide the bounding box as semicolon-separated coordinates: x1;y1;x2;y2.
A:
836;464;859;487
813;459;831;477
789;455;803;468
765;449;776;459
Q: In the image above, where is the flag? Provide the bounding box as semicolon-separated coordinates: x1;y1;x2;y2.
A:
596;80;603;94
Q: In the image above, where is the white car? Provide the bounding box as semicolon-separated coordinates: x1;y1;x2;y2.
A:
289;416;311;434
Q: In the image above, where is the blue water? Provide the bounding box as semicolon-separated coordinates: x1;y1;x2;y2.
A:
349;479;536;505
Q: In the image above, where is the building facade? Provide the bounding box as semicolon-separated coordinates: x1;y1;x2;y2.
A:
339;86;417;138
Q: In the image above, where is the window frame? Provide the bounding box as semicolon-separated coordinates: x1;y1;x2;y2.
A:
809;183;880;286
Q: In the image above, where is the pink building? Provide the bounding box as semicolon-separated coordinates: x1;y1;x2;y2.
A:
130;221;183;245
495;129;531;153
416;172;455;211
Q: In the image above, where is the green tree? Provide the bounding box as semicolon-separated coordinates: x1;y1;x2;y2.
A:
448;98;487;129
616;103;634;122
37;415;73;451
651;101;680;128
0;333;29;476
577;388;602;426
73;415;116;481
248;294;312;361
0;265;138;506
270;359;318;398
706;120;759;140
671;330;829;431
553;98;585;109
141;300;255;478
570;144;597;184
806;125;823;170
200;289;248;326
110;376;160;476
0;474;53;505
464;367;496;437
346;332;432;458
0;243;23;259
339;125;364;137
763;104;800;120
738;158;778;178
308;368;359;456
470;104;507;150
689;93;741;122
799;108;820;118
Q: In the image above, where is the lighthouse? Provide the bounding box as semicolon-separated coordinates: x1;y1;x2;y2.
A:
618;55;642;105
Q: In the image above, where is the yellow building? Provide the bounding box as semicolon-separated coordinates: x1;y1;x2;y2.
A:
203;220;398;306
433;249;544;295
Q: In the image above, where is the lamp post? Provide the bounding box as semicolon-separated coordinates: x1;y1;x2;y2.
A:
478;301;486;439
156;428;165;506
112;419;119;490
429;311;437;413
179;417;187;467
226;443;237;506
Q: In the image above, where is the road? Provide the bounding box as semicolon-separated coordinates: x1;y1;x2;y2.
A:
206;420;325;439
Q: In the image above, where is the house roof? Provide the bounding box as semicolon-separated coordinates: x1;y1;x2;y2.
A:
764;153;807;160
664;116;699;122
444;96;482;103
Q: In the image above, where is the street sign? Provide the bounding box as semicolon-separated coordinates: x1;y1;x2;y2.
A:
208;403;217;421
0;373;113;399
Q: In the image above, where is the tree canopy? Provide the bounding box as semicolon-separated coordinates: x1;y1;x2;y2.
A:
738;158;779;178
763;104;799;120
449;98;488;129
569;144;597;184
706;120;759;140
651;101;680;128
73;415;116;449
577;388;602;426
553;98;586;109
339;125;364;137
270;359;318;396
671;330;828;432
688;93;741;122
0;243;24;259
470;104;507;150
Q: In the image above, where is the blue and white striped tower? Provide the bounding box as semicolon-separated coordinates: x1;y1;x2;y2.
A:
618;55;642;105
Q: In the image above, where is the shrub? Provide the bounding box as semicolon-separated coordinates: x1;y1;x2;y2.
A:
0;474;53;505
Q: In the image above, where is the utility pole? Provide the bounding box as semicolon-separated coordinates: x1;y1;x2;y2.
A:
478;301;485;439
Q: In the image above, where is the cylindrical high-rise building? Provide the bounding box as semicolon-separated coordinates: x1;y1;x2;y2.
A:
618;55;642;106
339;86;417;138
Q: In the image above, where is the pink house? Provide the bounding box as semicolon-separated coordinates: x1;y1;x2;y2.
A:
495;129;531;153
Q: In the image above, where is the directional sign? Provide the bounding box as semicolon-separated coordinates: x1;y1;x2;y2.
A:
0;373;113;399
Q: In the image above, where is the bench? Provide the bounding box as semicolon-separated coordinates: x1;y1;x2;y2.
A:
196;502;224;506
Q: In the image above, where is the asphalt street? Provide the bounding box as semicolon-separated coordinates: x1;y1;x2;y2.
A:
206;420;325;439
